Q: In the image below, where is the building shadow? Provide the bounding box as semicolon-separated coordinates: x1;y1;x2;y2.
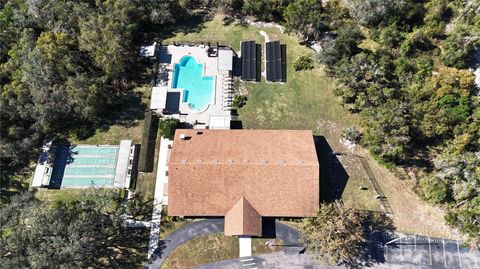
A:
313;136;349;203
260;217;276;238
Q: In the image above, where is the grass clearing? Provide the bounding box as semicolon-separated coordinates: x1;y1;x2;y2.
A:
70;86;150;145
35;189;87;204
162;233;283;269
337;155;384;212
135;131;161;205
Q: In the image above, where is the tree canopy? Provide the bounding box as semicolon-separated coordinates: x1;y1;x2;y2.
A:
0;189;145;269
301;203;395;268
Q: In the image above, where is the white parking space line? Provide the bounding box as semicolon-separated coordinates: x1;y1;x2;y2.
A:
457;240;462;268
414;235;417;264
428;237;433;266
443;238;447;267
474;249;478;267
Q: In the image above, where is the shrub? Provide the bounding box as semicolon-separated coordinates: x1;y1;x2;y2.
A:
341;127;362;144
158;118;181;140
233;95;248;109
138;111;159;172
293;55;314;71
419;175;450;204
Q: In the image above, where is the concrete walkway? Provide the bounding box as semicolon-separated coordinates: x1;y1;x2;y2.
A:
145;219;224;269
147;137;172;258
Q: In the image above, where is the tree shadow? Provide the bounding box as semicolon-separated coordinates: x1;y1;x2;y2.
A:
142;11;211;44
93;226;149;269
357;213;396;268
313;136;349;203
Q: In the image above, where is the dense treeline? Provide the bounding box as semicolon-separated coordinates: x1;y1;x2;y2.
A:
0;189;148;268
218;0;480;245
0;0;186;189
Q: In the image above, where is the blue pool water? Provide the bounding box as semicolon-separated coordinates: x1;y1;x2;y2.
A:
172;55;214;111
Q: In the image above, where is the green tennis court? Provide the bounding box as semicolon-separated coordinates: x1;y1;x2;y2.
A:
48;145;119;188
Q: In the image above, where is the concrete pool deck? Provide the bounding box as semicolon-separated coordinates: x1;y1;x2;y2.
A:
156;45;232;129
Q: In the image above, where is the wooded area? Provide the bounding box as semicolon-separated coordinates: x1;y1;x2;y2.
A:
1;0;479;260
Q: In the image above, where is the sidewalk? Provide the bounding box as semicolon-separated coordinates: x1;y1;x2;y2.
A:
147;137;172;258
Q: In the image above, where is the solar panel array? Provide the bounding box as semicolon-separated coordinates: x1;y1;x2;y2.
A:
241;41;258;81
266;41;286;82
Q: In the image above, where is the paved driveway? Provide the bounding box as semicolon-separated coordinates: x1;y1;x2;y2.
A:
146;219;480;269
145;219;224;269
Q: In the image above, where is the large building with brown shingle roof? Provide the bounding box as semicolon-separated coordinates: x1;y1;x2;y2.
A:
167;129;319;236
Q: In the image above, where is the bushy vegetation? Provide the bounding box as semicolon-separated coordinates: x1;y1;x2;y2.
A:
341;127;361;144
0;189;146;268
293;55;314;71
138;111;159;172
316;0;479;246
301;203;394;267
232;94;248;108
158;118;181;140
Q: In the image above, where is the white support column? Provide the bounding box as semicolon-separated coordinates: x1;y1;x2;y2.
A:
239;236;252;257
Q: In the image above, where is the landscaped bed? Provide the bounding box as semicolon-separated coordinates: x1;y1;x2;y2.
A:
161;233;283;269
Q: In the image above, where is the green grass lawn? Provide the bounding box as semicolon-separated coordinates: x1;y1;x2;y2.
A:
337;155;384;212
35;189;87;204
162;233;283;269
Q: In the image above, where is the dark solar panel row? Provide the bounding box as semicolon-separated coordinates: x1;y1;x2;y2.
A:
241;41;258;81
266;41;286;82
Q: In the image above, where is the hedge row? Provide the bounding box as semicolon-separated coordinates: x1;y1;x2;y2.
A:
138;111;159;172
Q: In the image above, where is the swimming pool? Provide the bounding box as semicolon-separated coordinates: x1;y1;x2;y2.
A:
172;55;214;111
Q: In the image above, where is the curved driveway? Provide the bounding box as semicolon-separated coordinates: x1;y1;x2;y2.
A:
145;219;224;269
144;219;303;269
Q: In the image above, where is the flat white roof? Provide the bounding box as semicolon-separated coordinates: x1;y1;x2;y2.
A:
32;141;52;187
209;115;231;129
114;140;132;188
218;49;233;71
150;86;168;110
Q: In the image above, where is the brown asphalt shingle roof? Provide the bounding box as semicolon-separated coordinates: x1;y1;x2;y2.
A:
224;197;262;236
167;129;320;236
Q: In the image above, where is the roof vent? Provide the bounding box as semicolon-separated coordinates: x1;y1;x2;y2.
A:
195;130;203;135
180;134;190;140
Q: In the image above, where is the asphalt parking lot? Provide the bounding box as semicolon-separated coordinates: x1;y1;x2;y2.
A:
385;235;479;269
